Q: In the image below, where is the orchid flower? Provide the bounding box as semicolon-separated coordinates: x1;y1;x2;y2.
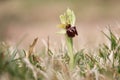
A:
57;8;78;69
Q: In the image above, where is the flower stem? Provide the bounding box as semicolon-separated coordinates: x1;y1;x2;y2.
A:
65;35;74;69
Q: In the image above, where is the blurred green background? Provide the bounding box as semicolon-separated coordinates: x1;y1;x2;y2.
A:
0;0;120;48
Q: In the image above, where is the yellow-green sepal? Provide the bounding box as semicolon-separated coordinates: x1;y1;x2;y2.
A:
57;24;66;29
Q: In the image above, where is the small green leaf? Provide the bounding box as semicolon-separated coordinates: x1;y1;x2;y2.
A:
74;49;84;66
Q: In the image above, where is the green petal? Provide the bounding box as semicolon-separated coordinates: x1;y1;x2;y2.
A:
59;8;76;26
60;15;66;24
66;8;75;26
57;29;66;34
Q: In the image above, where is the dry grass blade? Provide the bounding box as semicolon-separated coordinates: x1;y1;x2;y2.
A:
27;37;38;58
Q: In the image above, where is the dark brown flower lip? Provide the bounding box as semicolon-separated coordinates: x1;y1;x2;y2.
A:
66;24;78;38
